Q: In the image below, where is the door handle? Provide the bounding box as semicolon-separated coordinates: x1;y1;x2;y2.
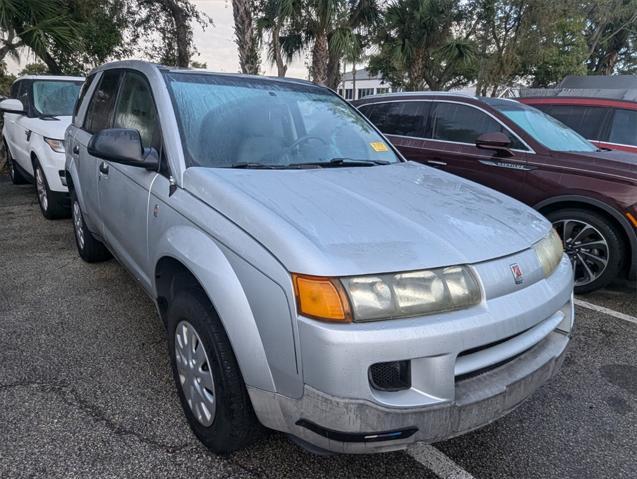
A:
99;161;109;175
73;145;80;155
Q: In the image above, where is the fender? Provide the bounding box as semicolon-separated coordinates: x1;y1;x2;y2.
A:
534;194;637;279
152;225;276;393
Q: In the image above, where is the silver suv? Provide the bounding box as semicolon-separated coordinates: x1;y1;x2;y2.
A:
65;61;574;454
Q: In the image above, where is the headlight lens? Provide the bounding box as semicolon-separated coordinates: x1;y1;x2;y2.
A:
293;267;481;323
44;137;65;153
533;228;564;277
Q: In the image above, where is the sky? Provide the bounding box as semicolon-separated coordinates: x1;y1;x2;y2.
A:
6;0;311;80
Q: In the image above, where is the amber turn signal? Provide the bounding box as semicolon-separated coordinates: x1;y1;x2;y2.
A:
292;274;352;322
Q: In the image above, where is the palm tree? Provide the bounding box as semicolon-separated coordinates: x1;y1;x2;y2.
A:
257;0;303;77
0;0;79;73
232;0;260;74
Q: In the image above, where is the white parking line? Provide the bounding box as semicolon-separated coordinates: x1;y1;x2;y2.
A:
574;298;637;325
407;444;475;479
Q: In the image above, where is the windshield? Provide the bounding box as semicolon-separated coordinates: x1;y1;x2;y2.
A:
163;72;400;168
32;80;83;116
492;102;597;152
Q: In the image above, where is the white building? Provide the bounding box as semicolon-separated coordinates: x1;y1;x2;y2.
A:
337;68;395;100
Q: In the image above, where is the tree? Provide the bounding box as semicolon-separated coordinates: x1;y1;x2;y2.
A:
256;0;304;77
133;0;212;67
584;0;637;74
19;63;48;76
0;0;80;73
368;0;477;91
232;0;261;73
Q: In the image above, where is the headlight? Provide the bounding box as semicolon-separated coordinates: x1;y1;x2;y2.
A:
44;137;65;153
533;228;563;278
293;266;481;323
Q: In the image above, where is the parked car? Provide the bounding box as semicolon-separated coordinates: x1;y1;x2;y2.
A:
1;75;84;218
66;61;573;454
518;97;637;154
354;93;637;293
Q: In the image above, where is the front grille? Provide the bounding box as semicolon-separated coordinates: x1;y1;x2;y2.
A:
369;361;411;391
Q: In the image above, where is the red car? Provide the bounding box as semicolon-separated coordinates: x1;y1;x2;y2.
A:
353;93;637;293
519;97;637;154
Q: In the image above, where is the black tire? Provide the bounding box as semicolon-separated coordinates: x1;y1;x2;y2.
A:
70;189;112;262
167;288;262;454
4;141;27;185
547;208;624;294
33;159;69;220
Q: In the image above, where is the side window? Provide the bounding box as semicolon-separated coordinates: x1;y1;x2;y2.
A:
608;109;637;146
83;70;121;134
73;74;96;121
362;101;428;137
538;104;609;140
112;72;161;151
17;81;30;110
430;102;526;149
10;81;21;99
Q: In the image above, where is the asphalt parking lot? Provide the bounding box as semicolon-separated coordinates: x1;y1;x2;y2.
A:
1;174;636;479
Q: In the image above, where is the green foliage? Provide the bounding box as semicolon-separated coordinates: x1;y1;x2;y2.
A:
0;61;16;96
19;62;48;76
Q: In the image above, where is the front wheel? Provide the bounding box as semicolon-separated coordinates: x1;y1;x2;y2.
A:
167;289;262;454
547;208;624;294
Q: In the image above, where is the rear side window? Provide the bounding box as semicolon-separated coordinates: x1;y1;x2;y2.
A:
608;109;637;146
83;70;121;134
73;74;96;121
360;101;429;137
429;102;526;149
536;104;609;140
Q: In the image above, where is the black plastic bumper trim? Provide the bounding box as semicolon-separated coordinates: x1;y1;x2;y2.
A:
295;419;418;443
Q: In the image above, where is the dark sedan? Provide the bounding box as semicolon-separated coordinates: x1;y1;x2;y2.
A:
354;93;637;293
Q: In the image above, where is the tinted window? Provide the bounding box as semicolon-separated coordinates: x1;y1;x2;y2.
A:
536;104;608;140
360;101;428;137
16;80;29;109
113;72;161;150
73;74;96;119
10;81;21;99
608;109;637;146
164;72;400;168
430;102;524;148
32;80;83;116
84;70;121;134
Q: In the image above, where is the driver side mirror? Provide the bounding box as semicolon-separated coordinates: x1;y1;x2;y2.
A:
88;128;159;170
0;99;25;115
476;132;514;157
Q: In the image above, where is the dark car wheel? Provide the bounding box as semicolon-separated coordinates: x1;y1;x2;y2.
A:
4;141;27;185
547;208;624;294
71;189;112;263
34;160;69;220
167;288;262;454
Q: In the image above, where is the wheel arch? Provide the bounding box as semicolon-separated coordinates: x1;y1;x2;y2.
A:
152;228;276;393
535;195;636;279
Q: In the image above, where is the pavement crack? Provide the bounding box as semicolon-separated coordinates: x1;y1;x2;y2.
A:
0;379;191;455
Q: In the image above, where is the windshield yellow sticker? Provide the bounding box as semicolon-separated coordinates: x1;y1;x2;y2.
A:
370;141;389;152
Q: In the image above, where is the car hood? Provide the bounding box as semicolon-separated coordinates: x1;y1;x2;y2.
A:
566;149;637;182
183;162;550;276
28;116;72;139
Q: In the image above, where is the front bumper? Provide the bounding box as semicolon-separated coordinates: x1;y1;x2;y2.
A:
249;328;569;453
249;253;574;453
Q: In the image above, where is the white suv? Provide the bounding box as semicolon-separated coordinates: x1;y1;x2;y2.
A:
2;75;84;219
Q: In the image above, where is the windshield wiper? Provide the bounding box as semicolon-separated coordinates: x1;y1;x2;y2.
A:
38;114;60;121
228;162;289;169
288;158;391;168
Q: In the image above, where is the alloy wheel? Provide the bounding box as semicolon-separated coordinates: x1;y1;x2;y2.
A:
553;219;609;288
36;167;48;211
175;320;216;426
72;201;85;250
